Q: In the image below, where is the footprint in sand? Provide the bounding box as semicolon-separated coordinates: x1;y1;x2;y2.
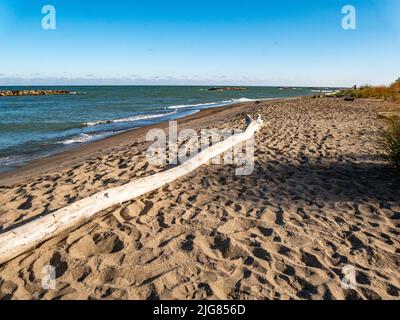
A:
71;265;91;282
68;232;124;259
0;280;18;300
17;195;33;210
181;235;195;251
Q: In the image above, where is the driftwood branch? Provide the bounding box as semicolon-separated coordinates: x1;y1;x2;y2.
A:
0;115;263;265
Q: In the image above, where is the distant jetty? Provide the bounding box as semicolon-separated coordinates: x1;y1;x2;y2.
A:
207;87;247;91
0;89;74;97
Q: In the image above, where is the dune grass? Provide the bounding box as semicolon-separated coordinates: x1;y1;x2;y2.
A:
342;78;400;170
342;78;400;103
382;118;400;171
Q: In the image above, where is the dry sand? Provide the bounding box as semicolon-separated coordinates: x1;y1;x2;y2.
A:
0;97;399;300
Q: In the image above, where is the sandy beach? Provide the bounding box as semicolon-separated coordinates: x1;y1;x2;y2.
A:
0;96;399;300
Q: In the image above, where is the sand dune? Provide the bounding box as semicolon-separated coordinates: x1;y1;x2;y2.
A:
0;97;399;300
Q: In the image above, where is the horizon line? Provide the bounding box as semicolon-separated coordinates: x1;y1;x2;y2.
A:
0;84;349;88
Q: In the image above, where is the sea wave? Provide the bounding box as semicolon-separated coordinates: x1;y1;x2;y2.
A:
169;101;222;109
311;89;334;93
61;131;120;145
61;133;94;145
0;155;21;166
228;97;255;103
0;154;34;168
84;111;178;127
168;98;254;110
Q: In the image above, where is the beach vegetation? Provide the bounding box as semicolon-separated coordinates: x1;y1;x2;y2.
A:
381;118;400;171
342;78;400;103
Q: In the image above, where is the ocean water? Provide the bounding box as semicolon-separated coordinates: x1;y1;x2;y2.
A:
0;85;337;172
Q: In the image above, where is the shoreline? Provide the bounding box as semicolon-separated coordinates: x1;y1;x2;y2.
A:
0;98;282;186
0;86;333;177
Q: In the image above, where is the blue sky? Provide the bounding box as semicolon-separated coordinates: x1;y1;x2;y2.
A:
0;0;399;86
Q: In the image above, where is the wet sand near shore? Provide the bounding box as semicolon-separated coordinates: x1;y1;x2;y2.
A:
0;97;400;300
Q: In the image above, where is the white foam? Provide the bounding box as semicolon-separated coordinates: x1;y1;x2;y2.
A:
84;110;178;127
311;89;334;93
61;133;93;145
230;97;255;103
168;98;254;110
0;156;18;166
168;102;220;109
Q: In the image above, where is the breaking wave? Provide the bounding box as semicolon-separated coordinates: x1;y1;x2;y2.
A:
84;111;178;127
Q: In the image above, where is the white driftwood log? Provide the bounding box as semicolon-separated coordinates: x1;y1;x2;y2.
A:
0;115;263;265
